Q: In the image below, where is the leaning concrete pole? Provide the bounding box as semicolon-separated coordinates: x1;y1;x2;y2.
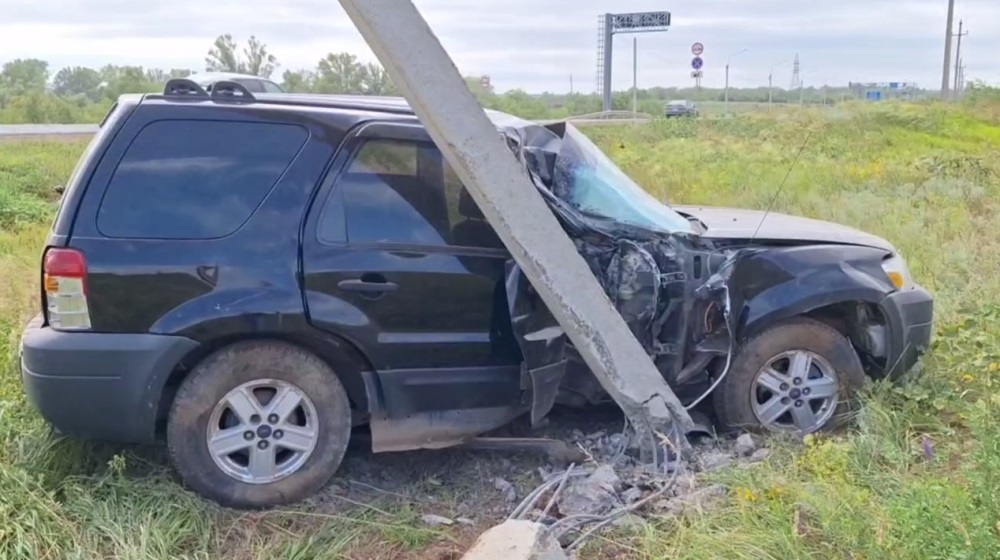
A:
336;0;694;434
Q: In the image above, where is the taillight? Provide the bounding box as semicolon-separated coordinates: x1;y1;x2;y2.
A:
43;248;91;330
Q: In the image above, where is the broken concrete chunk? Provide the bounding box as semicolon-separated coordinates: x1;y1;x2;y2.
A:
749;448;771;462
461;520;567;560
654;484;728;517
421;514;455;526
612;513;647;530
698;450;734;472
494;477;518;503
622;486;644;505
734;433;760;457
557;465;622;517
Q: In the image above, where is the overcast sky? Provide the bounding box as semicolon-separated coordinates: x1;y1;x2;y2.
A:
3;0;998;92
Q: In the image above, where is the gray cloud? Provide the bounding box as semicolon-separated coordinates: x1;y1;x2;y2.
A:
2;0;997;92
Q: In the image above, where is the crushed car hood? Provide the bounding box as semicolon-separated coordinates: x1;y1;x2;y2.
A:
673;205;895;252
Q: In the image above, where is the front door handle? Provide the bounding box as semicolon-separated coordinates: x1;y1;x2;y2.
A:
338;275;398;294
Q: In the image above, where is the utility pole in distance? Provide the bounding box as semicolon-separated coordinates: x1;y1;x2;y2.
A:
941;0;955;98
953;20;968;97
335;0;695;436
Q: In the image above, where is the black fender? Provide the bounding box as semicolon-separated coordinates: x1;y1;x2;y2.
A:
727;244;895;340
147;290;375;424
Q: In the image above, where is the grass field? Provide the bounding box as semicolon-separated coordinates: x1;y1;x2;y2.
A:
2;99;1000;559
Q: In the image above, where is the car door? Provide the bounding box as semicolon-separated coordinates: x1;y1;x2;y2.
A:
301;122;524;422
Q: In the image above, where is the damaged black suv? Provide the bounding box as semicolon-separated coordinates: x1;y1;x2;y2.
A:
20;80;934;509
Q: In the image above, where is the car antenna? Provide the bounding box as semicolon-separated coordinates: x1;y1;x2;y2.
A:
749;129;815;242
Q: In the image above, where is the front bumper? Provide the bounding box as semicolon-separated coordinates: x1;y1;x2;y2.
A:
877;285;934;381
19;315;199;443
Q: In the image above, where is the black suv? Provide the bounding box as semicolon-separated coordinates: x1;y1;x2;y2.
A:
20;79;934;509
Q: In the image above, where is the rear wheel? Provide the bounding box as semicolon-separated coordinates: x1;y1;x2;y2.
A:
714;318;866;435
166;340;352;509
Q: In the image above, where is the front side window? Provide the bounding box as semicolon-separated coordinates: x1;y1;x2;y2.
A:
320;138;503;249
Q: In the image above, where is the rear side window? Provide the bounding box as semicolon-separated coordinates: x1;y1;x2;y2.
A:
97;119;308;239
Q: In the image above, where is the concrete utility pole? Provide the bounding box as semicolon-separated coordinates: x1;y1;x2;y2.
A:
768;60;788;112
336;0;694;435
632;37;638;122
724;48;748;117
953;20;968;97
941;0;955;98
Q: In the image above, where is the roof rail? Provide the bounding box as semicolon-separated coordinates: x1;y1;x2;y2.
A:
163;78;209;98
209;80;256;102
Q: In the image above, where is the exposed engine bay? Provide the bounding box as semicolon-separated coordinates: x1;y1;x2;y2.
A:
497;120;742;416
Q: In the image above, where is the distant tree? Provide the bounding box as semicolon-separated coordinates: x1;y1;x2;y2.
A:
0;59;49;98
205;34;278;78
315;53;364;93
242;35;278;78
52;66;102;101
359;63;396;95
281;69;316;93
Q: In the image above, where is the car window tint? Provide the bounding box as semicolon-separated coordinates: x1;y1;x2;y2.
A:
237;79;265;93
261;80;285;93
329;139;503;249
97;119;307;239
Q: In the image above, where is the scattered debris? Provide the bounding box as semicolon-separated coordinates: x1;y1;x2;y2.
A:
734;433;759;457
750;448;771;462
654;484;728;517
556;465;622;517
494;477;518;503
698;450;734;472
422;514;456;527
460;520;567;560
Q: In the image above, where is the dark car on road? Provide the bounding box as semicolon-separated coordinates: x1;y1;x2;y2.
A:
20;79;933;509
665;99;699;118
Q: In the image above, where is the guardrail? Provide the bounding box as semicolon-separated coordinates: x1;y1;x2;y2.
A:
0;111;653;139
0;124;100;138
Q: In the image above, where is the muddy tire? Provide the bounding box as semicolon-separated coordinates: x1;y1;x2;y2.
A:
166;340;352;509
713;318;866;436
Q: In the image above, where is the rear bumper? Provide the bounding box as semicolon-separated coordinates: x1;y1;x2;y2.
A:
878;285;934;381
19;315;199;443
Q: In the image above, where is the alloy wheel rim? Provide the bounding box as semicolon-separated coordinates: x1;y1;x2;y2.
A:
750;350;839;434
206;378;319;484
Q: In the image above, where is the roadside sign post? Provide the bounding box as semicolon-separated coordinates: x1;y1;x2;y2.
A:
690;43;704;87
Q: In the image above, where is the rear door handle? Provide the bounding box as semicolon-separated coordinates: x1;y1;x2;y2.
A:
338;277;398;294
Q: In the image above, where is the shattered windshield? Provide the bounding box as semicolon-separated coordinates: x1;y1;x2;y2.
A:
551;125;694;234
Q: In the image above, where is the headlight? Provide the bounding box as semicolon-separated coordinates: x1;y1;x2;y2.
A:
881;254;914;291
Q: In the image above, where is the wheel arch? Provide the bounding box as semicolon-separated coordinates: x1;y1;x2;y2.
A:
153;330;375;436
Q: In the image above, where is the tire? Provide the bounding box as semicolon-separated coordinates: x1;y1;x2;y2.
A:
713;318;866;436
166;340;352;509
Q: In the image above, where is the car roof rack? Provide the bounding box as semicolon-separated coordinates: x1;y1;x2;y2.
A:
209;80;256;102
163;78;209;98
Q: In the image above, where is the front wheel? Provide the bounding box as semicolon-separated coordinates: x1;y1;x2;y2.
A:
713;318;867;435
166;340;352;509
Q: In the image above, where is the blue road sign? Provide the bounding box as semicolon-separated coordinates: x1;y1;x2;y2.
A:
865;90;882;101
691;56;703;70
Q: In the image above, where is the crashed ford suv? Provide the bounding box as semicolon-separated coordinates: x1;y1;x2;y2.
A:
19;80;933;509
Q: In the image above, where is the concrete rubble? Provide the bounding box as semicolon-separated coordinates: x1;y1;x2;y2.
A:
460;520;567;560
